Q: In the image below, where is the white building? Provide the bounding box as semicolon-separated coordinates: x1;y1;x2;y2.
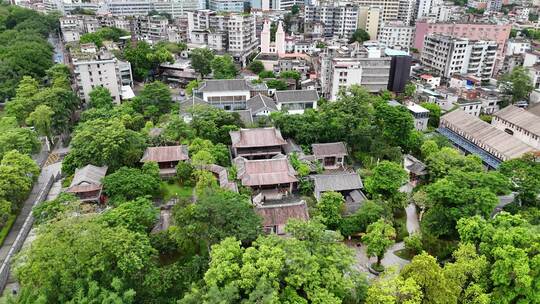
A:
209;0;244;12
304;4;360;39
397;0;416;25
71;44;133;104
407;103;430;131
421;34;497;81
455;99;482;116
377;21;414;49
274;90;319;114
505;39;531;56
187;10;258;65
321;47;391;100
492;105;540;149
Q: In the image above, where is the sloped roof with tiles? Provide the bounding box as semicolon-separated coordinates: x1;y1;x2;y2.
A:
275;90;318;103
230;128;287;148
313;173;363;193
247;94;278;113
255;201;309;226
312;142;348;157
197;79;254;92
235;157;298;186
441;109;536;160
141;145;189;163
494;105;540;136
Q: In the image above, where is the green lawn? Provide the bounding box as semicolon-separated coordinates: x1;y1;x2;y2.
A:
160;182;193;202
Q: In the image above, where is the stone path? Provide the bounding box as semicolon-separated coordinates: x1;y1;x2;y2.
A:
405;203;420;235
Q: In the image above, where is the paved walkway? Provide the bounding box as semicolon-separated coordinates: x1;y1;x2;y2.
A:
405;203;420;235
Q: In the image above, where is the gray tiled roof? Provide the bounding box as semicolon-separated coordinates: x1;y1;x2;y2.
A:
441;109;536;160
70;164;108;187
312;142;347;157
197;79;254;92
313;172;363;193
247;94;278;113
275;89;319;103
494;105;540;135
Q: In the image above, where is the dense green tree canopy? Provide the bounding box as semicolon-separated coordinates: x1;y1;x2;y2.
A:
499;67;534;104
79;27;129;48
0;150;40;206
132;81;173;121
100;197;158;233
88;86;114;109
349;29;370;43
317;191;345;230
14;216;157;303
422;170;511;239
102;163;161;205
364;161;408;201
62;118;147;174
247;60;264;74
172;190;262;252
123;41;173;81
457;213;540;303
190;48;214;78
187;105;242;144
211;55;237;79
499;154;540;207
0;119;40;160
362;219;396;266
180;220;368;304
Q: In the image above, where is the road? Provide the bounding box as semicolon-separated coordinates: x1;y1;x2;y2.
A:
405;203;420;235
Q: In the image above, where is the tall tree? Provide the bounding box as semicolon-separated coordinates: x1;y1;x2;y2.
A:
190;48;214;78
88;86;114;109
362;219;396;268
349;29;370;43
172;190;262;252
132;81;172;121
317;191;345;230
499;67;533;105
62;118;147;174
400;252;457;304
25;104;53;145
102;163;161;205
499;154;540;207
211;55;237;79
0;150;40;206
364;161;408;209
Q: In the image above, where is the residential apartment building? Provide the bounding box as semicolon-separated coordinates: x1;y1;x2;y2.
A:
304;4;360;39
209;0;244;12
421;34;497;80
48;0;200;17
187;10;258;65
377;21;414;49
505;39;531;56
397;0;416;25
413;21;511;70
355;0;400;22
358;6;380;39
320;45;391;99
71;44;133;104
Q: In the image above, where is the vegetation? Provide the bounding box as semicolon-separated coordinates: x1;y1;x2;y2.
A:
349;28;370;44
80;27;129;48
498;67;534;105
123;41;173;81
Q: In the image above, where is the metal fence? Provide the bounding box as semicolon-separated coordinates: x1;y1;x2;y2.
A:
0;172;57;293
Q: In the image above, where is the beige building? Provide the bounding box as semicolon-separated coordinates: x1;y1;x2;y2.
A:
354;0;399;22
358;6;380;39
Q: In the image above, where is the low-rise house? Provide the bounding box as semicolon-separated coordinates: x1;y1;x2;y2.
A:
403;154;427;186
255;201;309;234
66;164;108;203
230;128;287;159
193;79;268;111
455;99;482;117
274;90;318;114
312;172;366;214
246;94;278;119
311;142;348;170
140;145;189;178
438;109;537;168
406;103;430;131
235;156;298;201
